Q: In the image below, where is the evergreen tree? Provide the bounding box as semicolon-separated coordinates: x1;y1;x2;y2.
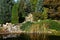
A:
0;0;13;24
11;2;19;24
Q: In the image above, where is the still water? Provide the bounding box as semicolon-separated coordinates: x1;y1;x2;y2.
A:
0;33;60;40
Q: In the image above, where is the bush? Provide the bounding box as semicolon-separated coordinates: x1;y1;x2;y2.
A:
20;21;33;31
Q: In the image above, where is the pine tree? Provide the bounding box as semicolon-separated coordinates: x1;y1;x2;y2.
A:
0;0;13;24
11;2;19;24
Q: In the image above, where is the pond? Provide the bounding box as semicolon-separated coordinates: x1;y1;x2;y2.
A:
0;33;60;40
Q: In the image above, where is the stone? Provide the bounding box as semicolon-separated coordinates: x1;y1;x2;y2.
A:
25;13;33;22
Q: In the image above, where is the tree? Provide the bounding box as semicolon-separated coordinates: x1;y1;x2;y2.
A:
11;3;19;24
41;7;49;20
0;0;13;24
30;0;38;12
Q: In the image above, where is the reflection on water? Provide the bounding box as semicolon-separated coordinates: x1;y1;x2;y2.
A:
0;33;60;40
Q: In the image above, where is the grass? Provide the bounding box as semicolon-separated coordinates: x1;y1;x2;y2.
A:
20;19;60;36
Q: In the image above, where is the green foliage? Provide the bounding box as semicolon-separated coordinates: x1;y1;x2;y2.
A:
20;19;60;35
0;0;13;24
48;20;60;31
20;21;33;31
32;12;42;21
41;7;48;19
0;19;4;24
18;0;27;17
11;3;19;24
30;0;38;12
39;19;60;31
32;7;48;21
30;0;37;5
